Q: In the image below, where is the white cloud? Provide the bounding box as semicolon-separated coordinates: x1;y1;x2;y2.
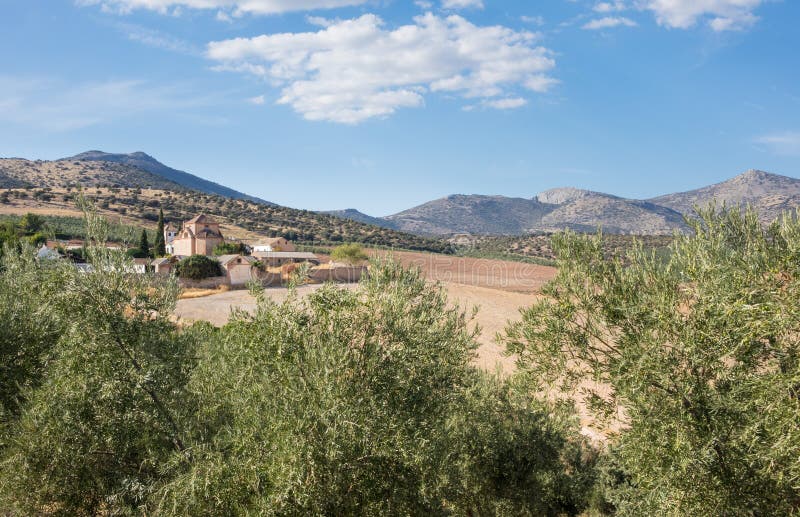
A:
754;131;800;156
484;97;527;109
207;13;557;123
593;1;626;13
520;15;545;26
582;16;637;29
638;0;763;31
247;94;265;105
113;21;199;54
414;0;433;8
0;76;212;131
77;0;368;16
441;0;484;9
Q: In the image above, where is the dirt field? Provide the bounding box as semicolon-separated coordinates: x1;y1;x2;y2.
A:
175;251;555;371
174;280;536;372
368;249;556;294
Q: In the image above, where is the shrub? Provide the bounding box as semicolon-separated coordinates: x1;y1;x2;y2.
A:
330;243;368;264
176;255;223;280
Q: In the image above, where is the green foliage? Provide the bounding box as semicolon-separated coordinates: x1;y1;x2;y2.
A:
154;258;595;515
0;214;145;245
0;245;69;440
139;228;151;256
154;208;166;257
505;206;800;515
17;213;45;235
0;199;195;514
175;255;223;280
212;241;246;256
330;243;368;264
0;232;597;515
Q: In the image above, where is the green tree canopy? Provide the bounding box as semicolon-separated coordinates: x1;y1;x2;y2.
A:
17;213;45;235
505;206;800;515
175;254;222;280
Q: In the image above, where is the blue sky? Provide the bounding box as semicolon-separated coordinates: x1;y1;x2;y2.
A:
1;0;799;216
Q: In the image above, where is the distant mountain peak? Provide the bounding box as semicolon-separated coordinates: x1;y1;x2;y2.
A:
62;150;274;205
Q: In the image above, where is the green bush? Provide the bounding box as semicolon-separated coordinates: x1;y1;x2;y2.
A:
330;243;368;264
175;255;222;280
505;206;800;515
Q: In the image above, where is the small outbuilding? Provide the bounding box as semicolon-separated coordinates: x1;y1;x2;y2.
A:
217;254;257;286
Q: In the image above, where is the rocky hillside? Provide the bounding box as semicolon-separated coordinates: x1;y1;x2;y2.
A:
537;192;686;234
385;195;552;235
0;158;186;191
65;151;272;204
649;169;800;223
330;170;798;236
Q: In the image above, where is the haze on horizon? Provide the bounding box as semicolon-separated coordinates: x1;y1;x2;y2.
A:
1;0;799;216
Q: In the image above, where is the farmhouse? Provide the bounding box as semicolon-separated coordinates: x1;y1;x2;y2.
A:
253;237;295;253
170;214;224;256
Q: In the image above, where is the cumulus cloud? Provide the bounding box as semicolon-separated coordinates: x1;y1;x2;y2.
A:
582;16;637;29
638;0;763;31
206;13;557;123
77;0;368;16
593;1;626;13
441;0;484;9
754;131;800;156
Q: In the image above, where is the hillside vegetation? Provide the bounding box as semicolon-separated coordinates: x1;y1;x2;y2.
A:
0;184;453;253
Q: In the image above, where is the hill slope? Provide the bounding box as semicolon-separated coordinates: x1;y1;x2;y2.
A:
0;158;186;191
385;195;552;235
321;209;397;229
65;151;273;205
0;153;452;254
538;192;687;234
649;169;800;222
330;169;797;236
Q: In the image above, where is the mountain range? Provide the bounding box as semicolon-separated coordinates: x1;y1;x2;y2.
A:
327;169;800;236
2;151;798;238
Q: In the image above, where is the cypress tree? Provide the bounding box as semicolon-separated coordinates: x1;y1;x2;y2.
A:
139;229;150;258
154;209;166;257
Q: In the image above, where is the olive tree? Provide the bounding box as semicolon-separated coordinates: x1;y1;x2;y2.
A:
0;199;199;515
505;207;800;515
155;258;597;515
